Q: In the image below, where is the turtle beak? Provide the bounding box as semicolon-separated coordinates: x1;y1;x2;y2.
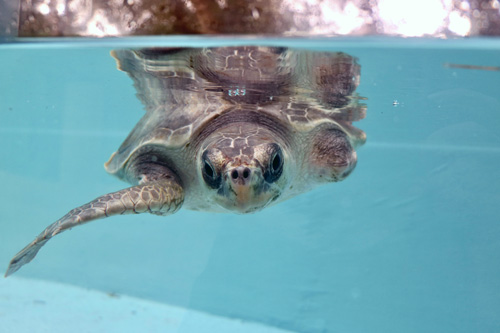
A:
233;184;252;208
226;166;264;213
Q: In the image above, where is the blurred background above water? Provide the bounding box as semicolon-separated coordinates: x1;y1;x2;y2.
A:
1;0;500;38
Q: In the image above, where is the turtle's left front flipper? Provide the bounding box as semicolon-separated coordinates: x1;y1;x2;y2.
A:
5;180;184;277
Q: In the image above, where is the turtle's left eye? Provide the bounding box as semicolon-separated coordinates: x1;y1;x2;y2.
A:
272;153;281;172
264;144;283;183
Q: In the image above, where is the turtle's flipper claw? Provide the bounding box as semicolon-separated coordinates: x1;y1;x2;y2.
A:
5;239;48;277
5;179;184;277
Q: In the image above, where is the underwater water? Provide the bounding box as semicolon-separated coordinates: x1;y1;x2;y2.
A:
0;37;499;333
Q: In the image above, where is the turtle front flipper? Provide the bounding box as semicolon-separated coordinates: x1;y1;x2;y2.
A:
5;179;184;277
308;128;358;183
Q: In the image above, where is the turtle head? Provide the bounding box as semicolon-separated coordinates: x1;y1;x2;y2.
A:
198;123;289;213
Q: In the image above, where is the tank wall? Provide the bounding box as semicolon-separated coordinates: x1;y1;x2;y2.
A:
0;43;499;333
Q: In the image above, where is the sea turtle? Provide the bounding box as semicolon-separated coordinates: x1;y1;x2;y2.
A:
5;46;366;276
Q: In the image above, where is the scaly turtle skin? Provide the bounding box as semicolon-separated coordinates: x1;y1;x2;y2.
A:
6;47;366;276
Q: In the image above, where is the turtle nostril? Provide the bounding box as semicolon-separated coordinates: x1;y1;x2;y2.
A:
242;168;250;179
230;167;251;181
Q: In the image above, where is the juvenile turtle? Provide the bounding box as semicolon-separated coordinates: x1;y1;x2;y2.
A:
6;47;366;276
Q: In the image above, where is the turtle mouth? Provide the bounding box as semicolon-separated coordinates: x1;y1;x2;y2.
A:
215;167;280;214
216;192;278;214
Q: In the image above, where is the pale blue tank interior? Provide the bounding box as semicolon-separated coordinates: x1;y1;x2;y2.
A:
0;38;499;332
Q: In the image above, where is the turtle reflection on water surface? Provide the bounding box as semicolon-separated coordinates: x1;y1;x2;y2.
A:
6;47;367;276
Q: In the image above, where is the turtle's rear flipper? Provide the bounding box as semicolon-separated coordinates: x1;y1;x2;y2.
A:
5;180;184;277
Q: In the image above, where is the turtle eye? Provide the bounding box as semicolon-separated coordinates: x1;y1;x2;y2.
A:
202;150;221;189
204;161;214;179
264;144;283;183
271;153;281;172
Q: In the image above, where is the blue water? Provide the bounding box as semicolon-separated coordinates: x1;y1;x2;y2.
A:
0;37;499;333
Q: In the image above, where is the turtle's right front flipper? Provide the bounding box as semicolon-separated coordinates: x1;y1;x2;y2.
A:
5;179;184;277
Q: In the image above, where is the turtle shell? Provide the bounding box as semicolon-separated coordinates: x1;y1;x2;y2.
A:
106;47;366;177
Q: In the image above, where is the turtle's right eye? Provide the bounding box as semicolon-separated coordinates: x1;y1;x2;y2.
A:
204;161;214;178
201;151;221;189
